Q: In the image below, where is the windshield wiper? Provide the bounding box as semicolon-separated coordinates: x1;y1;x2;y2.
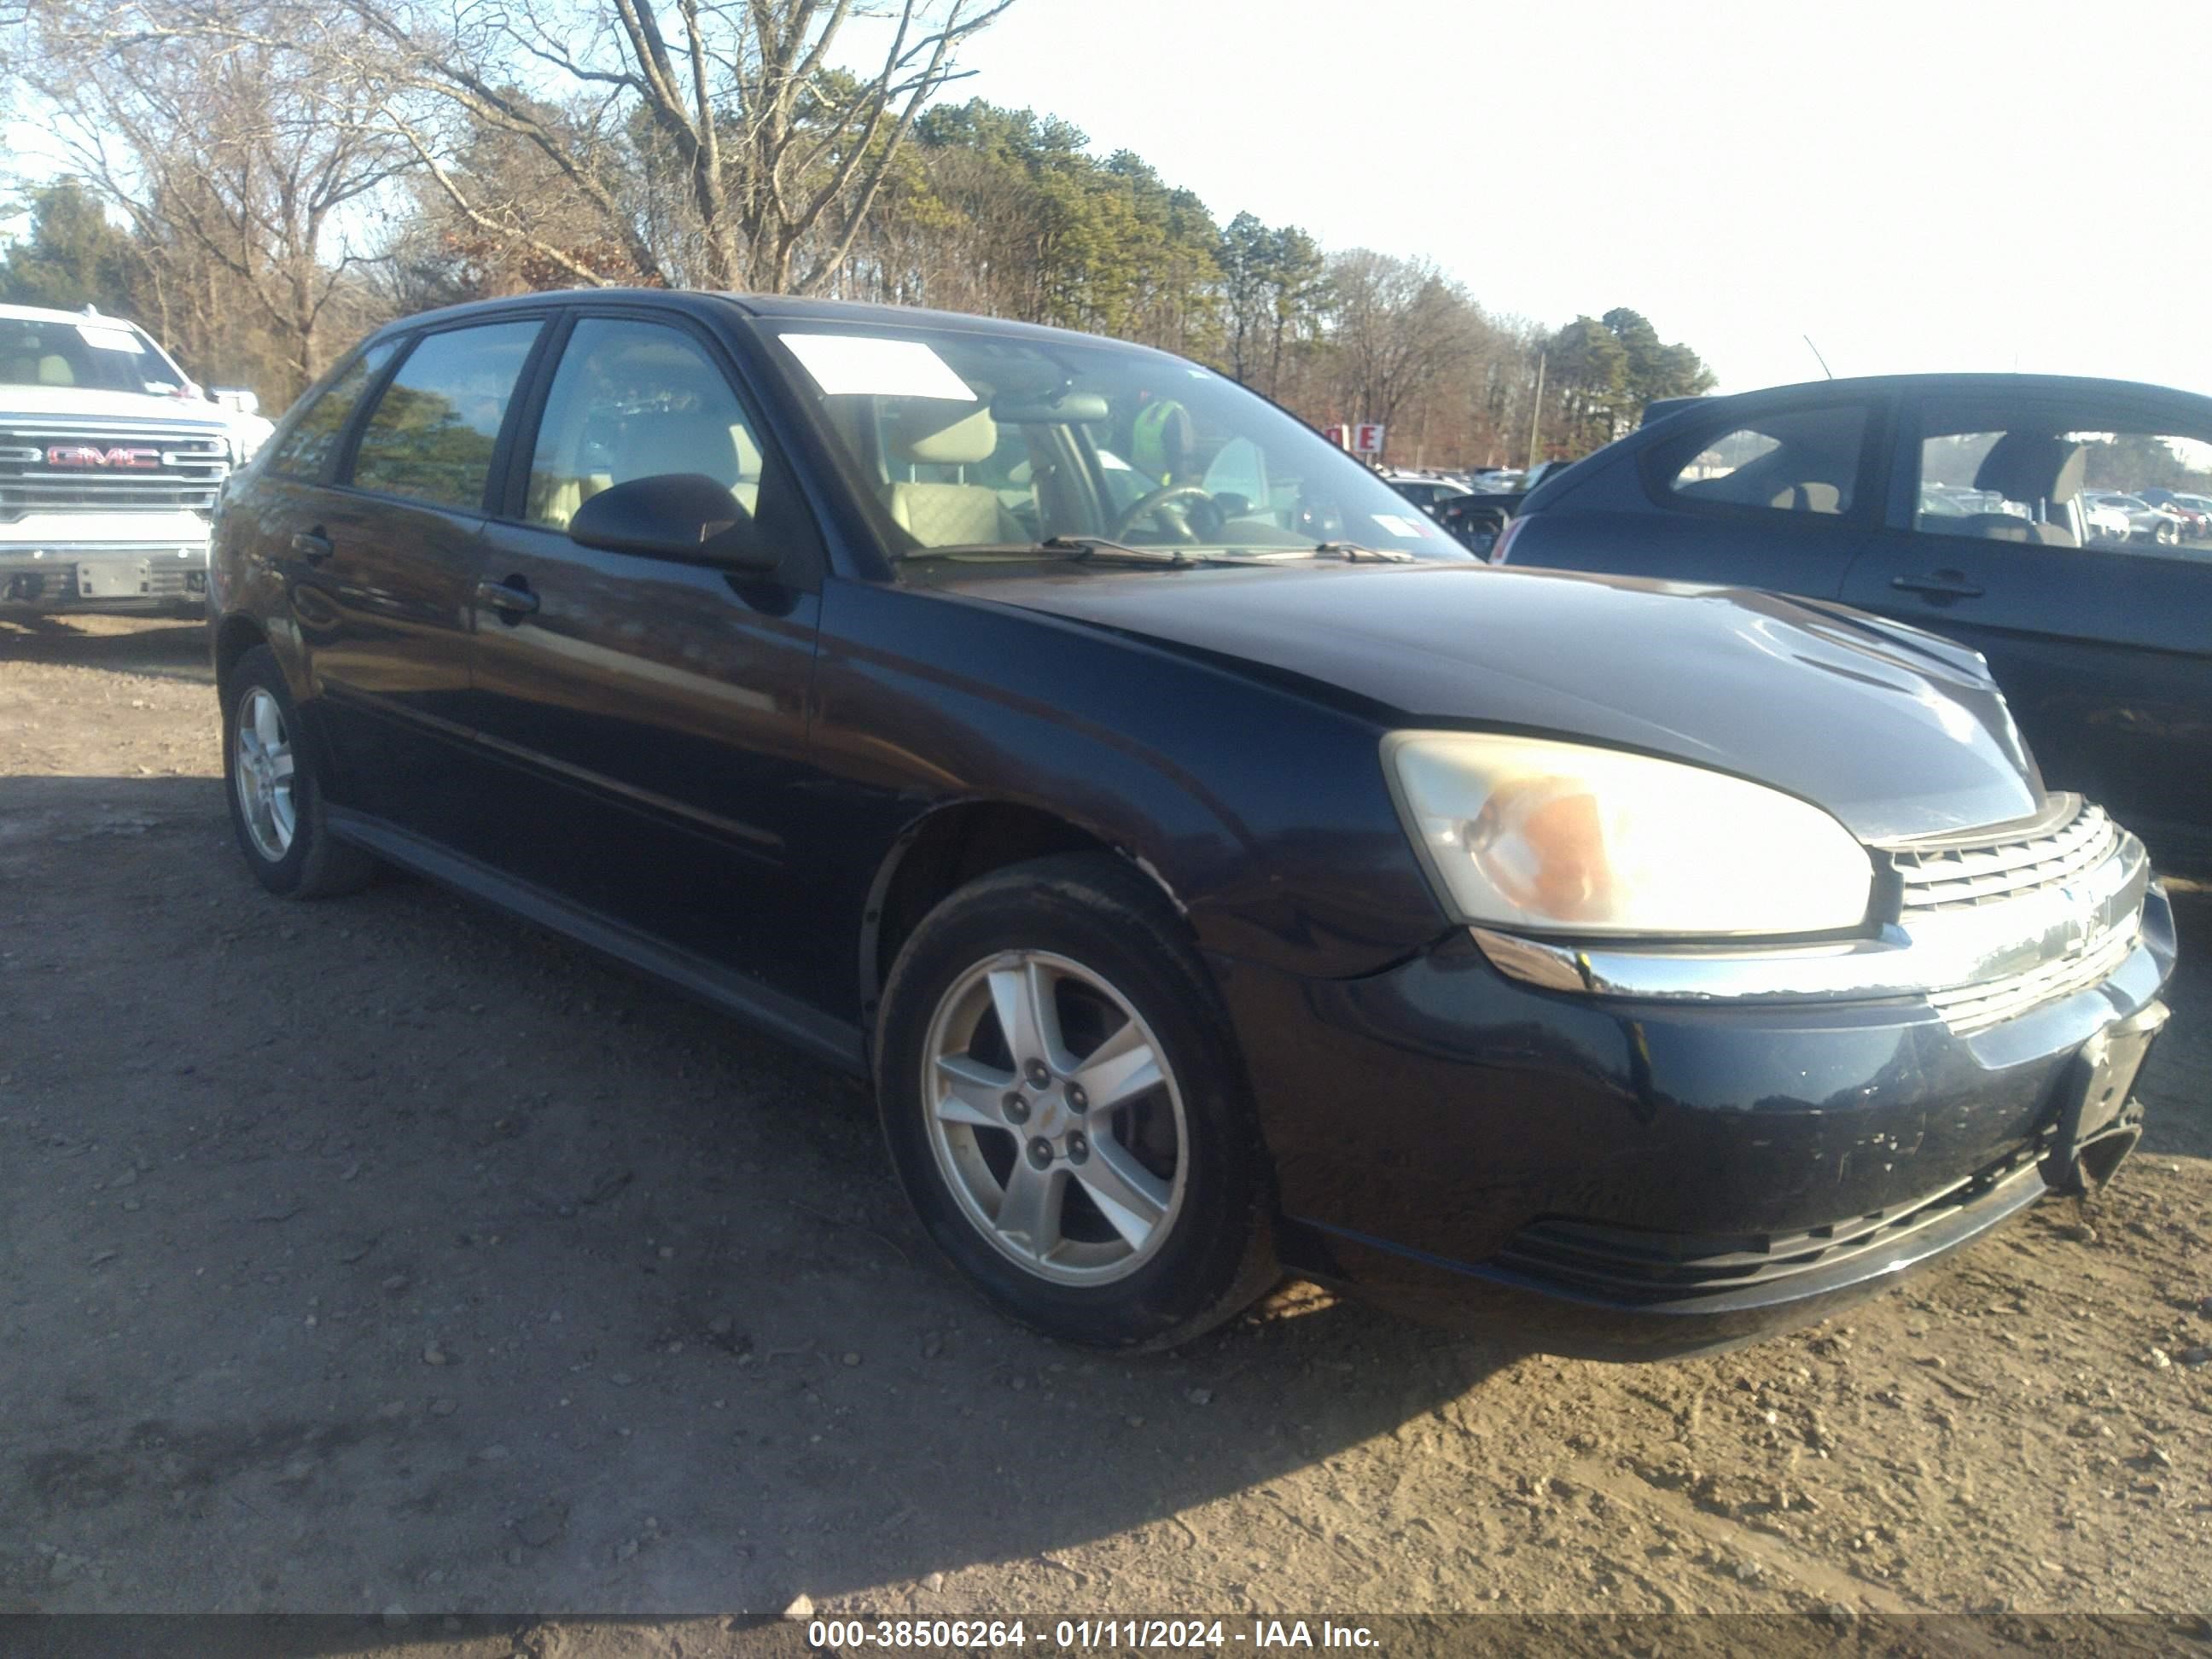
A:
894;537;1192;567
1310;541;1416;562
1039;535;1192;565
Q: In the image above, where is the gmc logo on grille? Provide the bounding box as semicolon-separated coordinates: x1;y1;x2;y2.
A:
47;445;162;469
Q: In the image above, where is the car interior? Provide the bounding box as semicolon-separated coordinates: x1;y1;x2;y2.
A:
1927;431;2088;545
1663;406;1864;515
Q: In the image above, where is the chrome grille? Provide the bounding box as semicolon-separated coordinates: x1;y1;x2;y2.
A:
1927;925;2137;1036
0;420;231;519
1889;800;2117;911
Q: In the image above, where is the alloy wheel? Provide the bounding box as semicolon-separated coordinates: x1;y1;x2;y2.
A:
920;949;1188;1285
232;685;298;862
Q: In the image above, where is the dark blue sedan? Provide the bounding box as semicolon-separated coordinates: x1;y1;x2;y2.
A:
1499;374;2212;873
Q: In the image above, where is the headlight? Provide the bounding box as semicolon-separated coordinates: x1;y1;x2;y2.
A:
1382;731;1873;937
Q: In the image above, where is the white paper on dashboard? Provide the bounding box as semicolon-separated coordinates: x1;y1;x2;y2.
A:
780;334;976;401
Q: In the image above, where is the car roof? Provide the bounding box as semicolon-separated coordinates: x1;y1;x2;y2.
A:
0;301;152;329
1640;371;2212;428
357;287;1184;359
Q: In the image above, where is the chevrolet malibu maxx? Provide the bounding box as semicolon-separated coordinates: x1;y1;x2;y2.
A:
207;291;2174;1356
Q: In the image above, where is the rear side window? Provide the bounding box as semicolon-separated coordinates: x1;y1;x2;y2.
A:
1918;415;2212;558
265;342;394;480
1659;405;1869;516
348;321;540;510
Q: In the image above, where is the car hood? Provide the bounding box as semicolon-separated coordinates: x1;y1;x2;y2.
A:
0;384;234;429
952;561;2045;843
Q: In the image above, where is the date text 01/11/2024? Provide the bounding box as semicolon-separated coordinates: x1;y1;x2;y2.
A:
803;1620;1380;1650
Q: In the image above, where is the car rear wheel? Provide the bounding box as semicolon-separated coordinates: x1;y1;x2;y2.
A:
223;645;377;899
876;852;1277;1348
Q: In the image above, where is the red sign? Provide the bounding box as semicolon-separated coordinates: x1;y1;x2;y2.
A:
1354;422;1385;455
47;445;161;469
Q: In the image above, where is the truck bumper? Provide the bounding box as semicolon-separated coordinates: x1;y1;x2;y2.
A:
0;538;212;614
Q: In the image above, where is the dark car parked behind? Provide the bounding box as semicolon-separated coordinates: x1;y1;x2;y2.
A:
1498;374;2212;874
211;300;2171;1357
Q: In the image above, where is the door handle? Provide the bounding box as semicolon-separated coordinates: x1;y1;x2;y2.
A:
290;529;333;563
1890;570;1984;600
475;576;539;619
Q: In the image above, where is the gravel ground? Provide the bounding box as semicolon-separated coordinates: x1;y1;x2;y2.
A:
3;615;2209;1637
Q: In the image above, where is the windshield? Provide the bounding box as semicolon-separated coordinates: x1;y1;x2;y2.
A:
764;320;1469;562
0;317;189;397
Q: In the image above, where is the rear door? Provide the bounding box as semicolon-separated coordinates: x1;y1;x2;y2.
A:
1840;388;2212;862
457;309;832;1006
1512;395;1891;596
290;316;546;834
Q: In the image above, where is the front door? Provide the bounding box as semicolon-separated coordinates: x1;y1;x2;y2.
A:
460;313;830;1004
292;317;544;835
1841;391;2212;863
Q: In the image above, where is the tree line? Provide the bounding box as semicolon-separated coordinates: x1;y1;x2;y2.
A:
0;0;1714;466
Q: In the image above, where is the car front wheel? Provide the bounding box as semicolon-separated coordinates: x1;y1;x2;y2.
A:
876;852;1277;1348
223;644;377;899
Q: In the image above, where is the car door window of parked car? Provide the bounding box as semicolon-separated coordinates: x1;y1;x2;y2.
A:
265;341;397;480
1660;405;1868;516
1917;424;2212;557
348;321;541;510
526;317;785;538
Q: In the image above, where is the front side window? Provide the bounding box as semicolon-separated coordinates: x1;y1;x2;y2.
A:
349;321;540;510
526;317;777;533
1917;415;2212;557
265;341;395;480
765;323;1465;560
1661;405;1868;516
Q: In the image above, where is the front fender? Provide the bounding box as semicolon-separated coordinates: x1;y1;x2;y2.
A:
810;578;1452;991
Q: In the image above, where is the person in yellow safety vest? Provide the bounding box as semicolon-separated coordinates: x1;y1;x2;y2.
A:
1128;395;1197;487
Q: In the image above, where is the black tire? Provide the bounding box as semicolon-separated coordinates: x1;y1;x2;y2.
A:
876;851;1278;1349
222;644;377;899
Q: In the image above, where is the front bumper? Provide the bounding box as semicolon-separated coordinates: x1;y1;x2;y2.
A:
0;522;212;613
1216;859;2175;1359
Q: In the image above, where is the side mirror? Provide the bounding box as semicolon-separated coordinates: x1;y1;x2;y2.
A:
210;387;261;416
568;474;778;573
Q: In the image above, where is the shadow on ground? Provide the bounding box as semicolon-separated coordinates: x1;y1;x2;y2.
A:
0;615;212;686
0;773;1524;1617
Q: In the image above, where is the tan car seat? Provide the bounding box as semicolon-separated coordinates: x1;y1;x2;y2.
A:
884;405;1023;547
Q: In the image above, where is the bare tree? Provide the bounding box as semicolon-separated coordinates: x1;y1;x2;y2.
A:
1324;249;1480;443
341;0;1016;293
13;0;411;393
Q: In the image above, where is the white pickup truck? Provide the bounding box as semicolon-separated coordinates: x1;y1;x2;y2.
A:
0;302;272;615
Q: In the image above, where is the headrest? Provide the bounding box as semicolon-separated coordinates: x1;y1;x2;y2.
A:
1974;434;2086;505
888;402;997;465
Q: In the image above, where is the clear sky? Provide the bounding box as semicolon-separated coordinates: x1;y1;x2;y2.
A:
944;0;2212;395
9;0;2206;398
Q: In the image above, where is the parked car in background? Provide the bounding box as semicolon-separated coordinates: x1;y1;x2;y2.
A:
2081;494;2137;544
1380;469;1471;515
2172;492;2212;530
1498;373;2212;871
209;294;2170;1357
2136;487;2210;538
1430;458;1588;556
2083;490;2188;548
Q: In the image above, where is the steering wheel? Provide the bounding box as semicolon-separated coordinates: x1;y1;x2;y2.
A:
1110;483;1216;543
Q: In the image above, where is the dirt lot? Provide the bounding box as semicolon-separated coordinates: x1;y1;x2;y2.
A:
3;615;2211;1633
